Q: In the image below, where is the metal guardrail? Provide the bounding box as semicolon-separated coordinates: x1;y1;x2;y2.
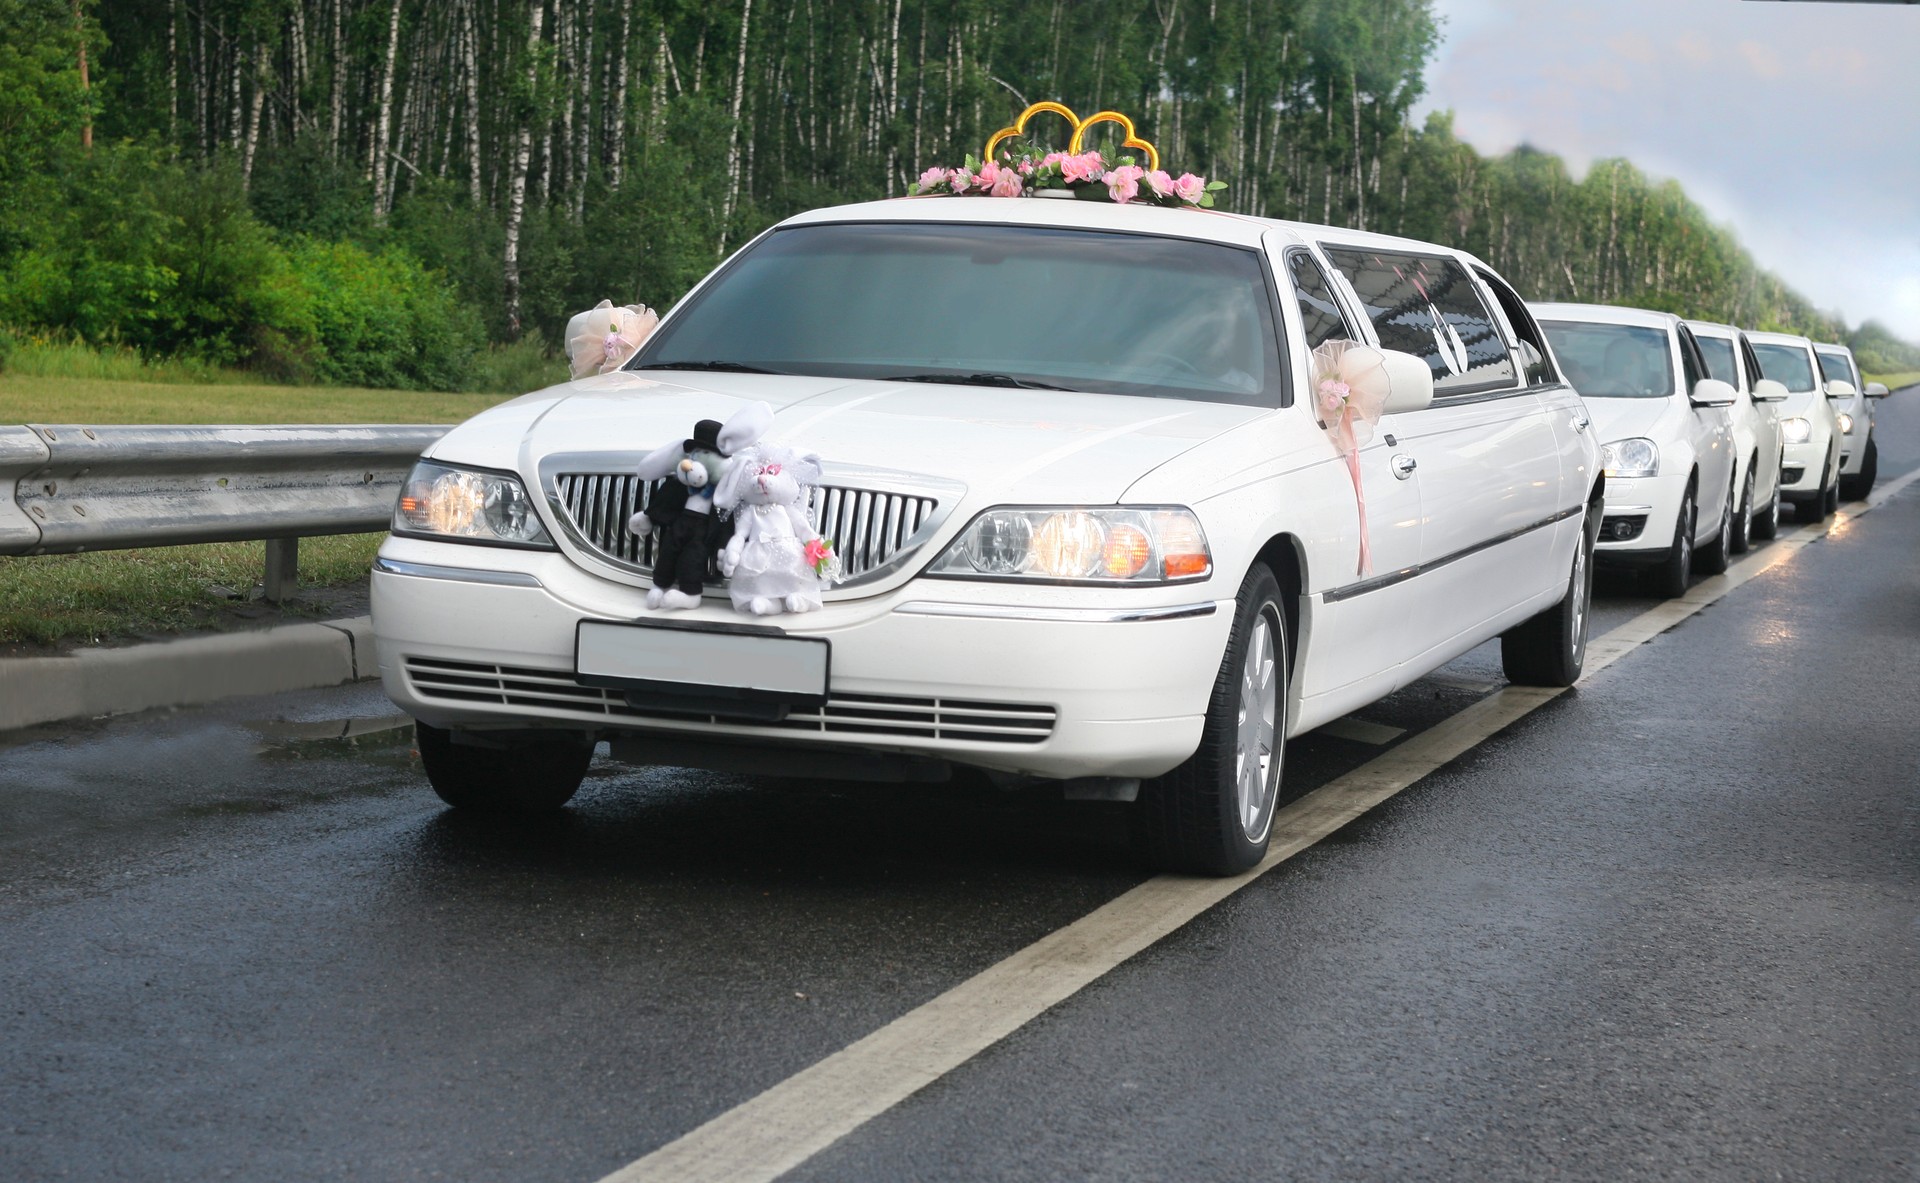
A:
0;424;448;601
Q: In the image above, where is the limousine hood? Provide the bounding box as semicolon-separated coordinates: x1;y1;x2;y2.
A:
429;371;1268;504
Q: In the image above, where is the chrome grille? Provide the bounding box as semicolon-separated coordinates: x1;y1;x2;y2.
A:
551;473;939;581
404;658;1056;745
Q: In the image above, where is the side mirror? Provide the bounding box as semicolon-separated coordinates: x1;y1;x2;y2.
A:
1865;381;1890;399
1751;378;1790;403
1690;378;1737;408
1824;379;1857;399
1376;348;1435;414
1516;340;1544;370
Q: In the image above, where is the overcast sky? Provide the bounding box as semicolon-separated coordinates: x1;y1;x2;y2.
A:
1414;0;1920;342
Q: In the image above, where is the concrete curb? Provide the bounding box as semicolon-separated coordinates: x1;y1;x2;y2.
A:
0;616;378;732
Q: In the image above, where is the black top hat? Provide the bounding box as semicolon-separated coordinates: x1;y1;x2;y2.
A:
684;419;726;455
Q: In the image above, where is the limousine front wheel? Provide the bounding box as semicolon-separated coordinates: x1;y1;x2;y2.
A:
1134;564;1286;876
415;721;593;813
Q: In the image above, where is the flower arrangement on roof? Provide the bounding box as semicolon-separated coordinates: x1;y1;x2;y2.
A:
907;101;1226;209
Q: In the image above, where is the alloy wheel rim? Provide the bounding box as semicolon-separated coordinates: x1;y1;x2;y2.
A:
1235;610;1280;842
1570;524;1590;661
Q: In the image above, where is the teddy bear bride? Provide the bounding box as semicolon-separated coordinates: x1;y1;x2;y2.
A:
713;443;834;615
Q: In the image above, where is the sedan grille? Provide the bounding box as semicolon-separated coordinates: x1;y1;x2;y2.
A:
551;473;939;582
403;657;1056;745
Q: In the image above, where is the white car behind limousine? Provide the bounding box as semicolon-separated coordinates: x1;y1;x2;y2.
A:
371;197;1601;873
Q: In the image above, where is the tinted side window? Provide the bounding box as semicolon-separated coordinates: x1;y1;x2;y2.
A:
1738;334;1766;389
1474;266;1557;385
1287;251;1353;350
1695;334;1739;387
1815;350;1854;387
1321;247;1518;396
1676;325;1705;393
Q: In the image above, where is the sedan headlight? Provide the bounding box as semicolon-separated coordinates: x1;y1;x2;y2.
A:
1837;412;1854;435
1780;417;1812;444
393;460;554;547
927;507;1212;583
1599;437;1659;479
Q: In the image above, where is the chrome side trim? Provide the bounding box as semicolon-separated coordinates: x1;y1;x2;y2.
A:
373;558;544;588
1322;503;1586;604
1602;504;1654;514
893;600;1221;623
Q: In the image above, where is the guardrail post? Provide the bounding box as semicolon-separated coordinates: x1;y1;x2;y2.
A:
263;538;299;603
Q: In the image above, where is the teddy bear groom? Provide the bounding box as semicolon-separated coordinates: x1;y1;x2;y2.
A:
628;402;774;610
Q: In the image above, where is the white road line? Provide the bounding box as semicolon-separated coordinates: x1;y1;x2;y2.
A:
594;469;1920;1183
1317;716;1408;745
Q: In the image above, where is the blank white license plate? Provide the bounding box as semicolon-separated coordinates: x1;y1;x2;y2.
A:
574;620;830;704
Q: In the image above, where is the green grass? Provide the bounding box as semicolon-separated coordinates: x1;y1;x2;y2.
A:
0;534;386;647
1864;371;1920;393
0;338;566;648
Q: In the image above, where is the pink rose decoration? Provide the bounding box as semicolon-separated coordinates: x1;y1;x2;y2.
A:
1172;173;1206;204
917;165;948;192
949;167;975;192
1041;152;1065;169
1061;152;1105;184
1016;159;1034;175
1317;379;1350;416
977;161;1003;186
1144;169;1175;199
1105;164;1144;204
990;168;1025;198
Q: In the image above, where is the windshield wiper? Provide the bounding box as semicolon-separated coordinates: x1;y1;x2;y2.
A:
883;371;1081;392
633;360;787;375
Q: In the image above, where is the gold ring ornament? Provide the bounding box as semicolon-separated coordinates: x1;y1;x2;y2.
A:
912;101;1225;209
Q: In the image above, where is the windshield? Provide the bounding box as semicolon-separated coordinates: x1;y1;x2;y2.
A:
1816;350;1855;388
1695;335;1739;386
1539;321;1674;398
1752;343;1816;393
632;222;1286;407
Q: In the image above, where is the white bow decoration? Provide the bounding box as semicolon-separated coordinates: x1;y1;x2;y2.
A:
565;299;660;380
1311;339;1394;577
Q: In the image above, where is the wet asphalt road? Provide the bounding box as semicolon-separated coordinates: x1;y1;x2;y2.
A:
3;395;1917;1182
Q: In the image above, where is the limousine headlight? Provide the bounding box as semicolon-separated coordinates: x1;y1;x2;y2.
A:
393;460;555;548
928;507;1212;583
1599;437;1659;479
1781;417;1813;444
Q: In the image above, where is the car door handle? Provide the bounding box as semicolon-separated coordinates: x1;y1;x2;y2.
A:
1571;413;1590;433
1391;454;1417;479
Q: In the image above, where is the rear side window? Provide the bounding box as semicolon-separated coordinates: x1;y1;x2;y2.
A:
1473;266;1557;386
1321;247;1517;396
1695;334;1739;387
1287;251;1353;350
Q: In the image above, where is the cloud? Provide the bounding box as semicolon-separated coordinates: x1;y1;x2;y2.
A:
1417;0;1920;339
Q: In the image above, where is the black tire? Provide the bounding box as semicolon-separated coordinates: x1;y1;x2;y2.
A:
1729;464;1755;555
1840;435;1877;500
1502;499;1597;687
1695;476;1735;576
1818;455;1839;519
1752;461;1781;540
415;721;592;812
1135;564;1287;876
1644;483;1695;599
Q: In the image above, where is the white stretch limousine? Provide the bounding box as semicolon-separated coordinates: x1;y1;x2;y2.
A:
372;197;1601;873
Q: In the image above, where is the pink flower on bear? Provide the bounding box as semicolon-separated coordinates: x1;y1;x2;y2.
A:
990;167;1025;198
1144;169;1175;199
1172;173;1207;203
1105;164;1145;204
917;165;948;192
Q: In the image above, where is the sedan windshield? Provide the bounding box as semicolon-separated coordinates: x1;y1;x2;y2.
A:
632;222;1287;407
1695;335;1739;387
1751;343;1816;393
1540;321;1674;398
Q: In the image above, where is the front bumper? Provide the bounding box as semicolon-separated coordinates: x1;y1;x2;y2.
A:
1780;435;1832;499
1594;472;1685;565
369;537;1233;779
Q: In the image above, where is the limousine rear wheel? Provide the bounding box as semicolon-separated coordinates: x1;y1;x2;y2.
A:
1501;501;1597;687
415;721;593;813
1134;564;1286;876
